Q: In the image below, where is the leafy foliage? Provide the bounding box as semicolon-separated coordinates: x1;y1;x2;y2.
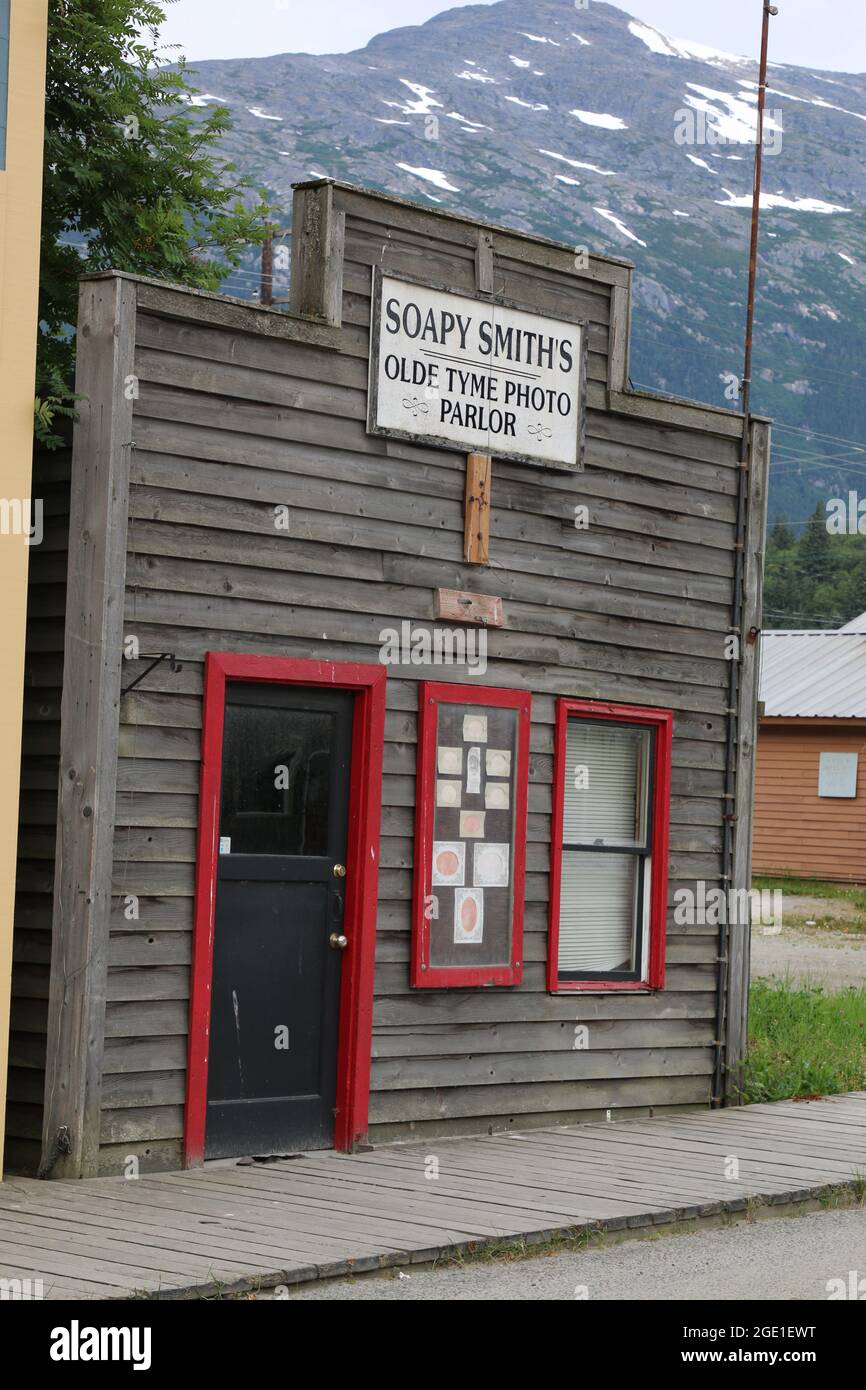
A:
763;504;866;629
37;0;271;443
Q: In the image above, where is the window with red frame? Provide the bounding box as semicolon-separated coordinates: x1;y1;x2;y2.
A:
548;700;672;993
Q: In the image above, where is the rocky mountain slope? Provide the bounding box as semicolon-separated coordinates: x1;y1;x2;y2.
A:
177;0;866;522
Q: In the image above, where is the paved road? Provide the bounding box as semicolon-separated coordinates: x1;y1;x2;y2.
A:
277;1207;866;1300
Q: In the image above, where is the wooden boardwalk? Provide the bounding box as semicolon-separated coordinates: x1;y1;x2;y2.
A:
1;1094;864;1300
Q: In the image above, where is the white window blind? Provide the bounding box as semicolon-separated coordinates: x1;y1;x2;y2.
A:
558;851;639;972
563;721;649;847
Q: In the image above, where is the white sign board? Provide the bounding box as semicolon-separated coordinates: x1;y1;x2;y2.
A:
367;271;584;470
818;751;858;798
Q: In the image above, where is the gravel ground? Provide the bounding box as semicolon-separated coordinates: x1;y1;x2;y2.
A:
750;893;866;990
272;1207;866;1300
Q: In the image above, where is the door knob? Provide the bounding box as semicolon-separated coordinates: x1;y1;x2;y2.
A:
329;933;348;950
333;863;346;878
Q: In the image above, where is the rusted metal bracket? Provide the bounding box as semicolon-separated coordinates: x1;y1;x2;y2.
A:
121;652;182;697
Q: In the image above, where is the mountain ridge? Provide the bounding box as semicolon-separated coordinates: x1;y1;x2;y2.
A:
176;0;866;523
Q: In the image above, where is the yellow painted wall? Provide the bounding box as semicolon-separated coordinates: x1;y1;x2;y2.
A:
0;0;49;1177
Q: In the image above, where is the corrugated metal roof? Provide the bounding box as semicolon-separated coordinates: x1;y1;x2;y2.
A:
760;630;866;717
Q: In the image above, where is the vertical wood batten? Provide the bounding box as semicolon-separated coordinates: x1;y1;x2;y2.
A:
40;276;136;1178
607;274;632;396
290;181;345;327
725;418;771;1100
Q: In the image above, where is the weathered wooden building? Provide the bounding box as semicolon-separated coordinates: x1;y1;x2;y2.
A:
755;620;866;883
4;180;769;1179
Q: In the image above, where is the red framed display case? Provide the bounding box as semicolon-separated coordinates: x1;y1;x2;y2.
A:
411;681;531;989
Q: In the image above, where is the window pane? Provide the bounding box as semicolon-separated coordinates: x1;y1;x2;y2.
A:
563;720;650;848
220;704;334;856
428;701;519;969
557;850;641;973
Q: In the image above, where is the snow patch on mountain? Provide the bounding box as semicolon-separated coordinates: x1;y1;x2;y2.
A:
627;21;676;57
180;92;227;108
716;188;851;214
570;109;628;130
396;163;460;192
539;148;617;176
684;84;783;143
385;81;442;115
505;96;548;110
628;20;748;66
446;112;492;130
594;207;646;246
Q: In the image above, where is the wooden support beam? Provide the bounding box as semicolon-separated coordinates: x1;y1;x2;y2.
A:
725;418;771;1103
463;452;492;565
41;276;136;1179
475;230;495;294
289;182;345;327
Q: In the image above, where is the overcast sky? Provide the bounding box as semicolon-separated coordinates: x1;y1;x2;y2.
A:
156;0;865;73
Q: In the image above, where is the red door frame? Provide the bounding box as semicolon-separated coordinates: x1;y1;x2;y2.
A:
547;698;673;994
184;653;386;1166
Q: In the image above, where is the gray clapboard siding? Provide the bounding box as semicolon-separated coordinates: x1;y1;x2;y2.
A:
373;992;718;1027
367;1100;703;1146
11;182;768;1173
370;1047;715;1092
368;1075;711;1126
371;1018;716;1057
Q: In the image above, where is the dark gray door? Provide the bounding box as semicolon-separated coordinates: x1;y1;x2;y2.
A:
205;682;353;1160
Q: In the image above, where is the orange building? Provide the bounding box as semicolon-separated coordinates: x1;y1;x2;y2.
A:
754;616;866;884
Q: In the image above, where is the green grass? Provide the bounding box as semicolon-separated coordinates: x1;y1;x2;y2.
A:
743;979;866;1103
753;875;866;934
754;875;866;911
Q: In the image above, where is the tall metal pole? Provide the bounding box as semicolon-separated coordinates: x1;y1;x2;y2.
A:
741;1;776;428
716;0;776;1108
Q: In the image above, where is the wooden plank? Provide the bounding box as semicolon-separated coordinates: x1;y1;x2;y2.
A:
290;182;345;327
133;275;344;351
463;452;491;564
331;182;632;287
435;587;503;627
40;277;137;1180
726;418;771;1101
475;228;495;294
370;1018;715;1057
607;276;631;394
369;1047;714;1092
